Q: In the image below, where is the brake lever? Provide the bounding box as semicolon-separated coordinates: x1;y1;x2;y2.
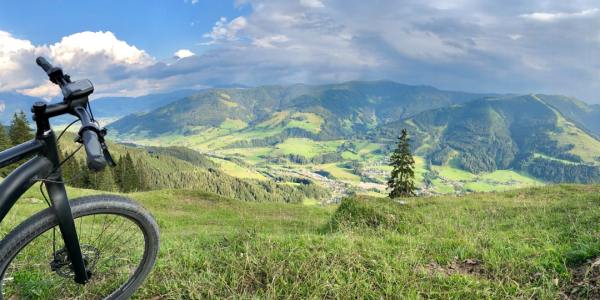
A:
97;127;117;167
94;127;117;168
74;123;117;168
101;142;117;167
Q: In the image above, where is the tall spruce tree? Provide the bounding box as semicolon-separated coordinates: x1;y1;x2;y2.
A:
9;111;33;145
387;128;416;198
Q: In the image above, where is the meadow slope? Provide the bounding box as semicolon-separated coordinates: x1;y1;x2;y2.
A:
1;185;599;299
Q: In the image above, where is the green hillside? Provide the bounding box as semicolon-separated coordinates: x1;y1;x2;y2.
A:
2;184;599;299
110;81;490;139
393;95;600;184
54;132;329;203
104;82;600;199
536;94;600;137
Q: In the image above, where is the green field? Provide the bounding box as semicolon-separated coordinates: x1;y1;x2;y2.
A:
316;163;361;182
208;157;267;180
1;184;598;299
429;165;543;194
121;127;547;197
275;138;341;158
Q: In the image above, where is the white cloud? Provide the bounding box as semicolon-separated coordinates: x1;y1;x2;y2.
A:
0;31;34;68
203;16;248;44
382;28;467;61
0;31;41;91
17;81;59;99
0;30;155;99
252;35;290;48
521;8;599;22
174;49;195;59
299;0;324;8
508;34;523;41
48;31;153;67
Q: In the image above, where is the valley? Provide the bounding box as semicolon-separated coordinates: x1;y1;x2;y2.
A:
5;81;599;203
106;81;600;201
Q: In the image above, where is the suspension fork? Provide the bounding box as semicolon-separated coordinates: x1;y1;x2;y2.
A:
45;180;90;284
36;123;89;284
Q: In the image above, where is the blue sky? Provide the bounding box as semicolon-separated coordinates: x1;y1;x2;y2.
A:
1;0;600;103
0;0;248;59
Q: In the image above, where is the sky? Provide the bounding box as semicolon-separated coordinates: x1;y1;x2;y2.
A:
0;0;599;103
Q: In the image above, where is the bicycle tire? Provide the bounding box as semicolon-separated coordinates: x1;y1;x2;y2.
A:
0;195;159;299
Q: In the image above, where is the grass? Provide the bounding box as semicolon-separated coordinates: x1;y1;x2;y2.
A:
551;111;600;164
275;138;340;158
433;165;476;181
219;118;248;130
256;111;291;128
2;184;598;299
430;165;543;193
255;111;323;134
317;163;361;182
480;170;540;183
118;118;544;196
207;157;267;180
286;112;323;134
432;178;455;194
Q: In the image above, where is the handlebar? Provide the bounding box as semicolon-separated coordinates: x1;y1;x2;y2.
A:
36;57;53;74
34;56;115;172
81;129;106;172
73;106;108;172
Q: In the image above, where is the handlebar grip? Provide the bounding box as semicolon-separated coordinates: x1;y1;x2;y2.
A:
36;57;54;74
81;129;107;172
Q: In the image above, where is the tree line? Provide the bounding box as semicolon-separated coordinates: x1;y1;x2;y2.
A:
0;112;330;202
60;151;142;193
0;112;35;176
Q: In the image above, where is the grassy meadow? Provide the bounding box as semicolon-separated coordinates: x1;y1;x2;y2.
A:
1;184;598;299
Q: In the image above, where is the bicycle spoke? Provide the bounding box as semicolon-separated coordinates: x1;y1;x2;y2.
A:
1;212;147;299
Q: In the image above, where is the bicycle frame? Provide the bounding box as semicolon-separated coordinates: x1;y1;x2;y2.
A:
0;102;90;284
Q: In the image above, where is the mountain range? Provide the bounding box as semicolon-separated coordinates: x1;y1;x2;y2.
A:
4;80;600;195
0;89;199;124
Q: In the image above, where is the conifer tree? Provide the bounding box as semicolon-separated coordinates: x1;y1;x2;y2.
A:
0;123;10;151
112;155;124;190
0;123;11;176
60;150;82;186
113;153;140;192
135;157;149;191
9;111;33;145
92;168;117;191
126;153;140;191
78;158;92;188
387;128;416;198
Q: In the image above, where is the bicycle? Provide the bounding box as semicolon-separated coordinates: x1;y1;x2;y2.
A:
0;57;159;299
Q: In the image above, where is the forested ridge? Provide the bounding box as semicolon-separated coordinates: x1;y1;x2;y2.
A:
391;95;600;183
58;139;330;203
108;81;600;185
4;81;600;195
0;113;329;203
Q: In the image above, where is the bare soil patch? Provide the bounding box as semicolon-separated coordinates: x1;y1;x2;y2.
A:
564;257;600;299
421;258;485;277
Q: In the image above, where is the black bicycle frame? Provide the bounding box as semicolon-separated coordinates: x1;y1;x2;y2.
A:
0;102;90;284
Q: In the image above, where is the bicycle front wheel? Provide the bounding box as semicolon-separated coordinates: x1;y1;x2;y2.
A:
0;195;160;299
